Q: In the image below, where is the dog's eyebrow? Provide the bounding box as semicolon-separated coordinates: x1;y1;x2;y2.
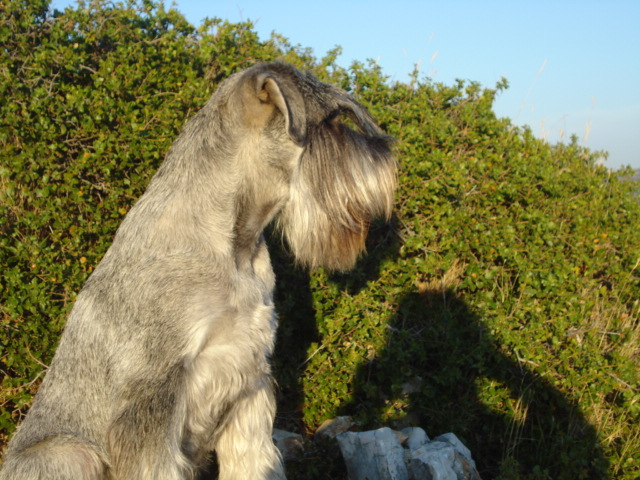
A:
324;107;360;127
323;108;345;123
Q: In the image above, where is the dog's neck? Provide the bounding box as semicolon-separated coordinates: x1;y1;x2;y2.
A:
109;118;296;274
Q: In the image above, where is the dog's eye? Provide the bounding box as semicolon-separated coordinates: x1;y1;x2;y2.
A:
327;109;358;131
325;109;342;123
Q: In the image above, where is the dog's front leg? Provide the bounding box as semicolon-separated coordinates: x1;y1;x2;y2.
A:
214;376;285;480
106;364;195;480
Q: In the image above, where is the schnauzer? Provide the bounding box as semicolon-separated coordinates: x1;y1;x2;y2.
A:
0;62;396;480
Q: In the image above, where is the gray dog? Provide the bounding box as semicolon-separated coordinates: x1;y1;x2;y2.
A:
0;62;396;479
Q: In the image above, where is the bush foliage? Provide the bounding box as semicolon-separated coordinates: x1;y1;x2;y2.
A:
1;1;638;479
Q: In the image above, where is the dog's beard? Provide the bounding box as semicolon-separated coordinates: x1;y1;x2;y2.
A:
277;121;396;271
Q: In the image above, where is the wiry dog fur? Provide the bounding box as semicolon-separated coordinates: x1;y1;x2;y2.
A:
0;62;396;480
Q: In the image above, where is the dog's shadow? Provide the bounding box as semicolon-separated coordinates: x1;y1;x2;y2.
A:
268;220;608;479
268;216;402;434
268;233;322;433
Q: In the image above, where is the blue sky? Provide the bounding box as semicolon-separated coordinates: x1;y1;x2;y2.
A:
51;0;640;170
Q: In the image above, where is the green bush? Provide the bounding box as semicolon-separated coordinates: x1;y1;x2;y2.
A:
1;1;638;479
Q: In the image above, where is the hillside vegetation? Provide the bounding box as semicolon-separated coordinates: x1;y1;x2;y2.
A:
1;1;638;479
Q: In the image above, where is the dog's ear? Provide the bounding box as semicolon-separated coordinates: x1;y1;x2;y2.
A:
254;73;307;146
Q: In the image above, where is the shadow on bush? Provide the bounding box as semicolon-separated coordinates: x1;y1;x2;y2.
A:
342;290;607;479
269;220;609;480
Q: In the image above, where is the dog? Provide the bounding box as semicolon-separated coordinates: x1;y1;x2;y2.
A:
0;62;397;479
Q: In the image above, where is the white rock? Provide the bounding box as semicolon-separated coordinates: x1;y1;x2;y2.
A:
408;441;457;480
272;429;303;461
434;433;475;467
451;451;482;480
392;429;409;446
337;427;409;480
315;416;355;440
401;427;430;451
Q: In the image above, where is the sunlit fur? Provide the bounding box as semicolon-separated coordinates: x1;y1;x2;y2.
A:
280;116;396;270
0;62;397;480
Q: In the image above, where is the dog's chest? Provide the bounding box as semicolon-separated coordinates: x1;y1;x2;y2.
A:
181;250;278;440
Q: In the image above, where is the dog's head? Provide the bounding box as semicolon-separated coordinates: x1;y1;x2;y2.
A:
226;62;397;270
